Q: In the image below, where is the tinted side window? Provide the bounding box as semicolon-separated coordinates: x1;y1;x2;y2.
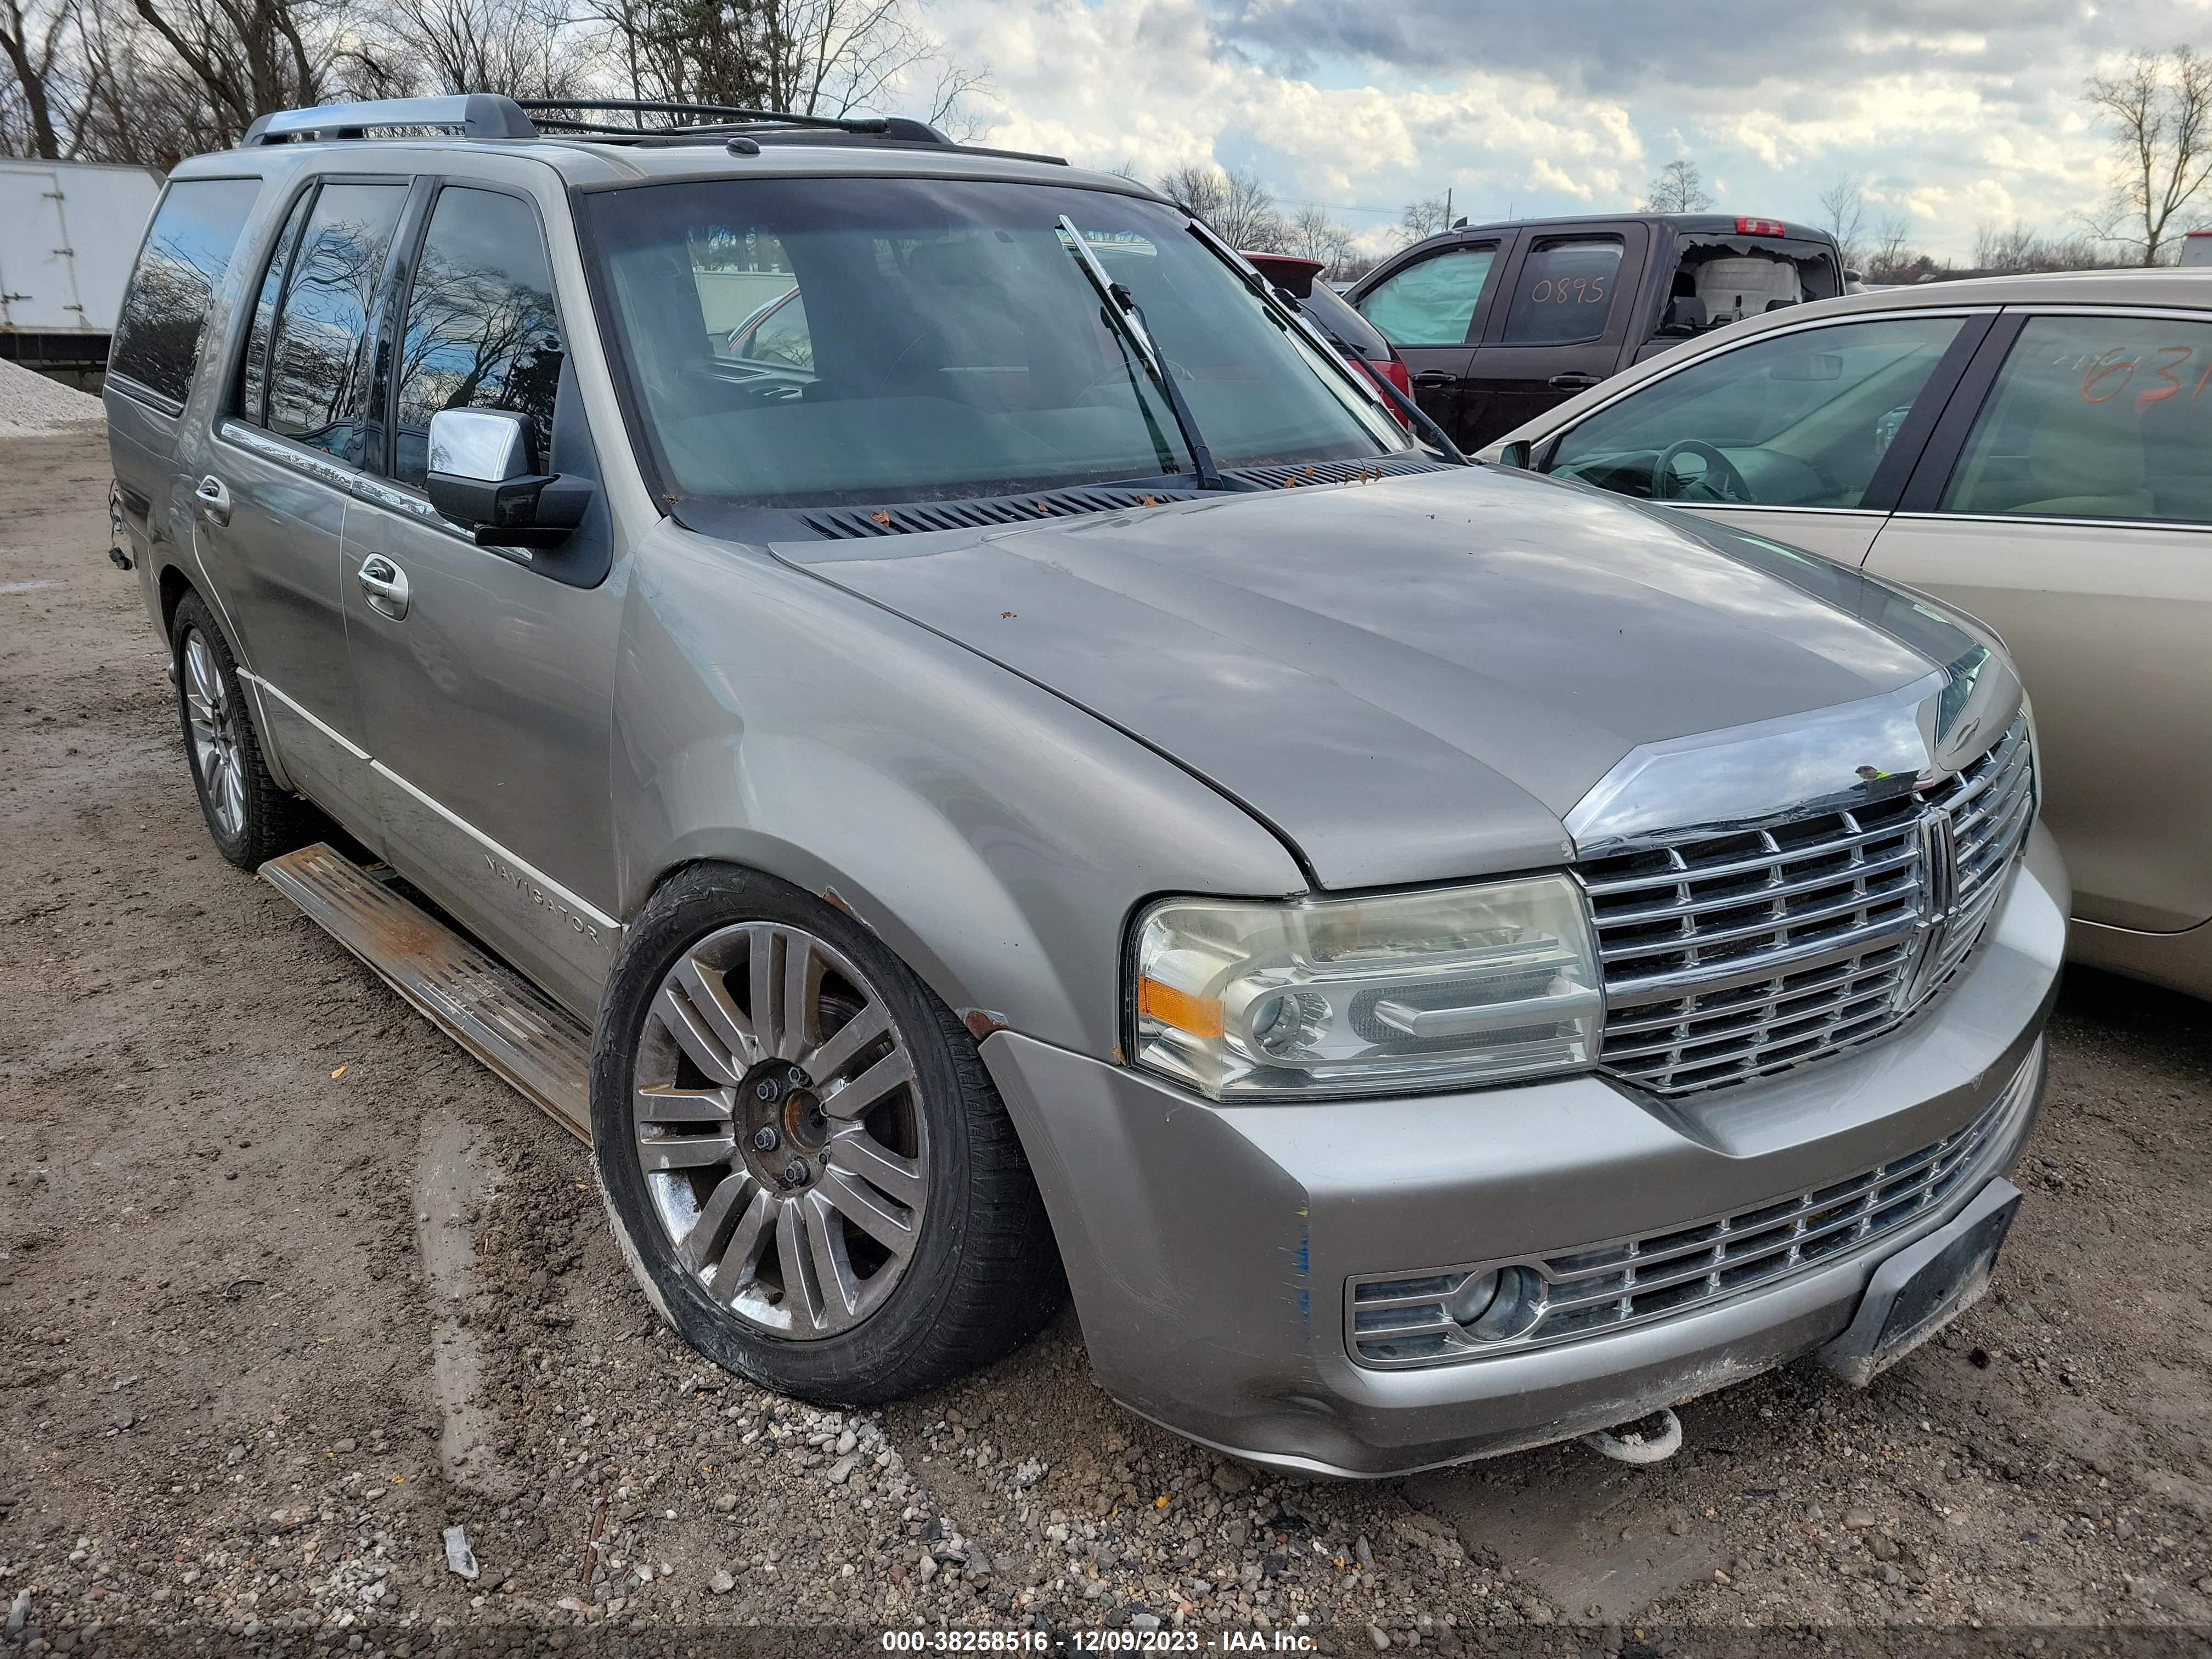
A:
110;178;261;407
393;188;565;488
1502;236;1624;346
1357;246;1497;347
1547;315;1966;506
266;182;408;465
1942;315;2212;524
237;188;314;426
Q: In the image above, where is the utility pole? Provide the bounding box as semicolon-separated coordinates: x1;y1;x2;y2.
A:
1444;187;1452;229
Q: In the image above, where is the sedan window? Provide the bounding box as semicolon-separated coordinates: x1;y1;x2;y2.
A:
1546;315;1967;507
1941;315;2212;524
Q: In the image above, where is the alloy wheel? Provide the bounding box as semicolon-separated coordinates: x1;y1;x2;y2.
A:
181;628;246;841
630;922;928;1339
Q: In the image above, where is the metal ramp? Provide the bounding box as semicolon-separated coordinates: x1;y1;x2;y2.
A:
260;843;591;1141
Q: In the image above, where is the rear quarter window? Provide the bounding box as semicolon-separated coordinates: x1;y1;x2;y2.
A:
110;178;262;408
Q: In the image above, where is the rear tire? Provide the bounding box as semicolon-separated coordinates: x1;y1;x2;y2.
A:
590;862;1066;1403
169;590;323;870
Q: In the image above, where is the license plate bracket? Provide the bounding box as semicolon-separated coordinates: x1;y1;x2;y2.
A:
1818;1177;2021;1387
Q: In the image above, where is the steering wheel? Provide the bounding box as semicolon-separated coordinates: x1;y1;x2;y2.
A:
1652;438;1754;504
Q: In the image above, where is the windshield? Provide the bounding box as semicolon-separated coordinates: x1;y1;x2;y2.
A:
582;177;1408;507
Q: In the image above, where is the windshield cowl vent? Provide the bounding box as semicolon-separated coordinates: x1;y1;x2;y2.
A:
1223;454;1458;490
798;456;1458;540
799;486;1205;539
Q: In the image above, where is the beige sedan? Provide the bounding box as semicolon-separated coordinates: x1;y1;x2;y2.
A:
1480;270;2212;998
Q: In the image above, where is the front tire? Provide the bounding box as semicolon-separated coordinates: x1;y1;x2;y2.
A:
591;863;1065;1403
169;589;321;870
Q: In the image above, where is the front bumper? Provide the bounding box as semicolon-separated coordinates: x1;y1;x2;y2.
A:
981;823;2067;1476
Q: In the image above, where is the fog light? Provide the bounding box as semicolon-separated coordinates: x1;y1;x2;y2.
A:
1452;1265;1546;1342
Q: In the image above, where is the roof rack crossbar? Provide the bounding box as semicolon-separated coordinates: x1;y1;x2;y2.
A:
242;94;537;145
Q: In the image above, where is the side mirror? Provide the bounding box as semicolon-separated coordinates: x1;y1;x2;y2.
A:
425;407;592;549
1496;439;1532;470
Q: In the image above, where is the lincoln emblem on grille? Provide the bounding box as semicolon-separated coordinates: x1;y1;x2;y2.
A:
1898;805;1962;1011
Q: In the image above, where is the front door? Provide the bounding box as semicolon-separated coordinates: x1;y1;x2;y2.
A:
1350;237;1505;449
1866;308;2212;933
196;177;411;833
339;180;624;1017
1538;310;1987;565
1468;225;1647;448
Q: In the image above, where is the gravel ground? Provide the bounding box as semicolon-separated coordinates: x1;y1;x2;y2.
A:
3;427;2211;1657
0;362;103;440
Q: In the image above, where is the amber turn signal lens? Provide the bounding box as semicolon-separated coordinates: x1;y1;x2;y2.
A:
1138;977;1224;1040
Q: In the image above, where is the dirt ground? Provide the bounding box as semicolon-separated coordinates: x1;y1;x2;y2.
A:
3;428;2210;1658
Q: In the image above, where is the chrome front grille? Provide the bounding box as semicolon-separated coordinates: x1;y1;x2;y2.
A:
1346;1040;2040;1369
1918;720;2039;992
1577;718;2034;1097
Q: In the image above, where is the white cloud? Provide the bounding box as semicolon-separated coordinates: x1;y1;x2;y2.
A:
922;0;2212;262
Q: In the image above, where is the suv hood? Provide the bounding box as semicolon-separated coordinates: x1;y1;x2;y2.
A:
777;470;1952;891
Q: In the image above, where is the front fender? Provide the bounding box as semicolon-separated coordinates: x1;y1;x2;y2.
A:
611;522;1305;1060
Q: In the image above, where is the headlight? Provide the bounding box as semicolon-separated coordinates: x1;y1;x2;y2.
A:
1131;875;1603;1100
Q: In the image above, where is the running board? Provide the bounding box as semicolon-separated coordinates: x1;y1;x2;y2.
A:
259;843;591;1142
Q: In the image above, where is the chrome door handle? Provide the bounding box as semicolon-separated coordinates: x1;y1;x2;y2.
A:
194;475;232;527
357;553;410;619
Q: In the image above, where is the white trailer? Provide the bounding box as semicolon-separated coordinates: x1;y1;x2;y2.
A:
0;157;163;382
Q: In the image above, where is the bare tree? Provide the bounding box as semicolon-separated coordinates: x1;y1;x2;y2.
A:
1972;222;2110;273
1818;174;1869;269
2085;47;2212;264
69;0;229;165
1393;191;1449;246
1863;211;1936;284
0;0;72;156
341;0;590;101
1642;158;1712;213
1286;203;1354;272
581;0;990;132
1154;162;1286;250
126;0;325;146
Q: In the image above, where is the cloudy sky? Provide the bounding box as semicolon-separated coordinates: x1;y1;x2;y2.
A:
927;0;2212;263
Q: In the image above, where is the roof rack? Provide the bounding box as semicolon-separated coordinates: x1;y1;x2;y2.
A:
242;94;539;145
240;92;953;149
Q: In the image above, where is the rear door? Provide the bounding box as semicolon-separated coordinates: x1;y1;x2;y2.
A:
1350;236;1506;448
1538;308;1990;563
1865;306;2212;933
340;176;624;1017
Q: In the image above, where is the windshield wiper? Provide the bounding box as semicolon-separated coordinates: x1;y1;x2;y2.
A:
1182;217;1474;467
1057;215;1227;490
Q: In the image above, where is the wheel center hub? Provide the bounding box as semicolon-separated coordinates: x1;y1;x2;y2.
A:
737;1059;827;1186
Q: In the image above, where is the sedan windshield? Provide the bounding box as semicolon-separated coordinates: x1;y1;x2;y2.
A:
582;177;1410;507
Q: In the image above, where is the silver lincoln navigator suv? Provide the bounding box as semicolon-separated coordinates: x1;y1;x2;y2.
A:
106;94;2063;1476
